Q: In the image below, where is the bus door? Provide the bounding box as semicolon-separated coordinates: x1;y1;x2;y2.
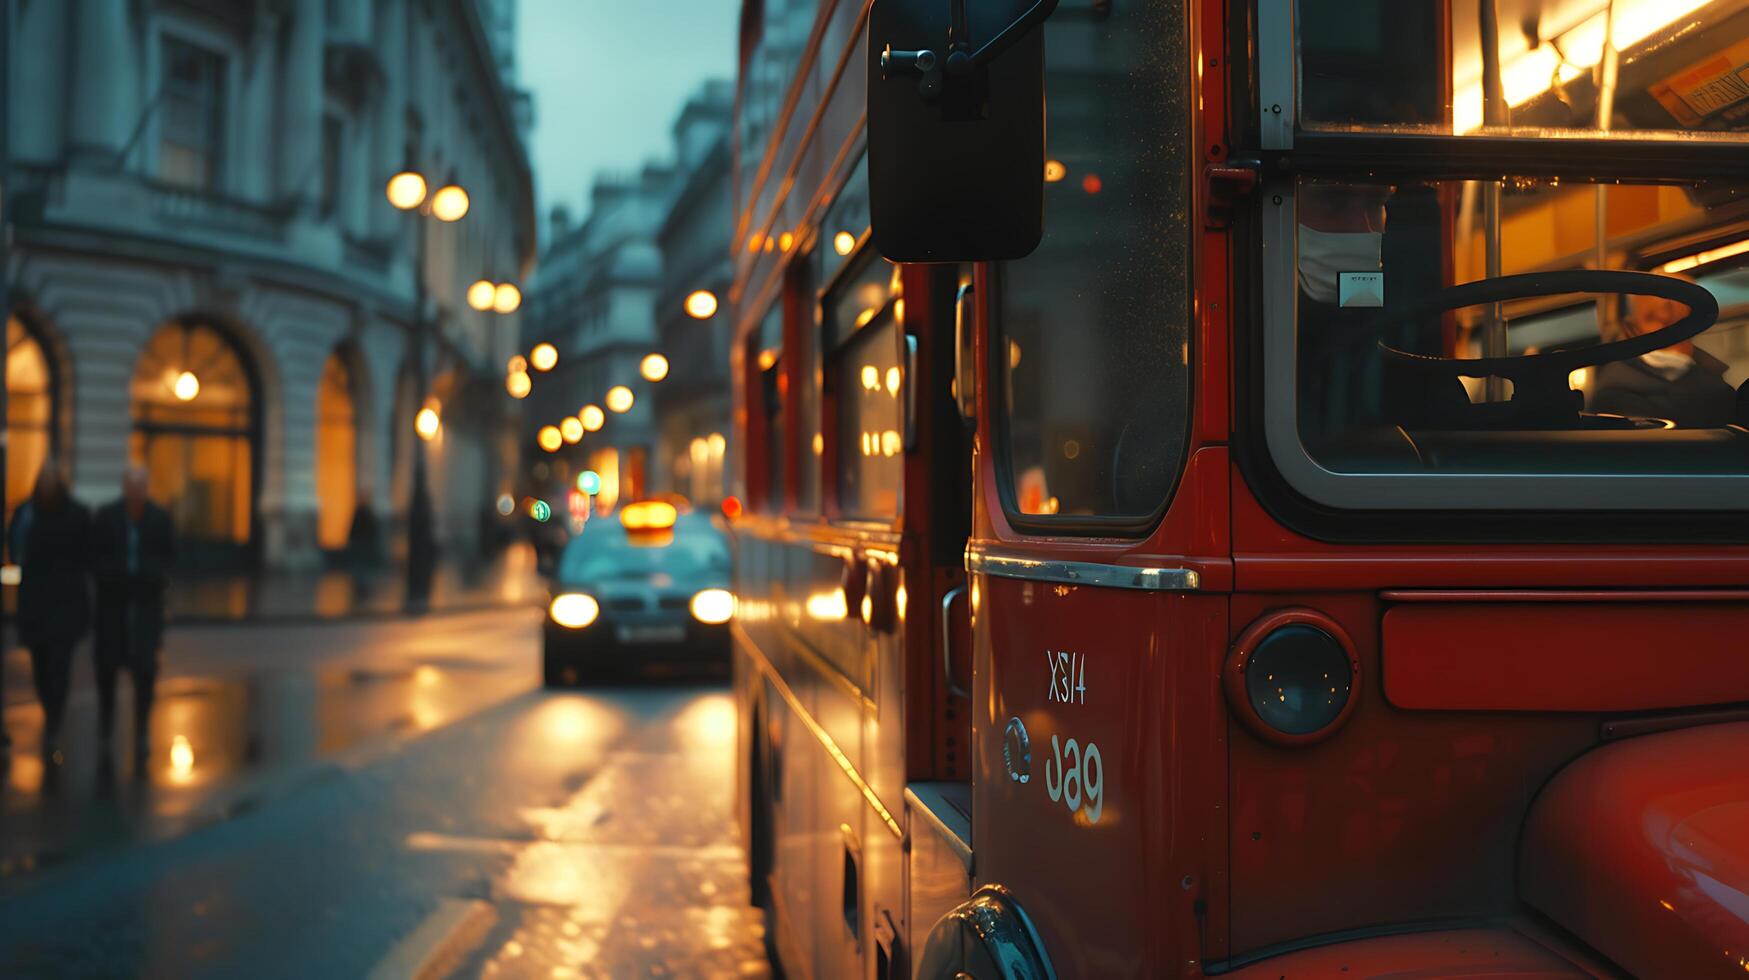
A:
950;2;1227;975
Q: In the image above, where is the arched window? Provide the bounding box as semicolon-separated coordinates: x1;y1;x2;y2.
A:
315;348;360;551
6;316;55;523
130;320;256;563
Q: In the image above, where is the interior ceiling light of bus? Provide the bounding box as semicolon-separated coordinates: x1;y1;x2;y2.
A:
1452;0;1714;133
1662;236;1749;274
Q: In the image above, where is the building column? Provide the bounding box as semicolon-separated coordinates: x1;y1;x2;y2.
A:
235;16;281;202
277;0;325;207
68;0;137;165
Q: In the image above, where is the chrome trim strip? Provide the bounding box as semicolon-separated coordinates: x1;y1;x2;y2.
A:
965;549;1201;592
1257;0;1296;149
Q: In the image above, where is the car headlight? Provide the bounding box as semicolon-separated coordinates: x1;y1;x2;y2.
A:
549;593;600;629
689;589;735;625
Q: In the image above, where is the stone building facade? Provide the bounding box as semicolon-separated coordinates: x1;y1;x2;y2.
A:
4;0;536;571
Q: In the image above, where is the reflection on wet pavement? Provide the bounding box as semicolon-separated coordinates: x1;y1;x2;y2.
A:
1;609;541;889
425;692;769;979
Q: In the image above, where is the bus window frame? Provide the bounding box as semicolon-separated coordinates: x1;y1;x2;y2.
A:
1236;22;1749;540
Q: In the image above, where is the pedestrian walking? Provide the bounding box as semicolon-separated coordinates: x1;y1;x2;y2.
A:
91;465;175;764
14;460;91;761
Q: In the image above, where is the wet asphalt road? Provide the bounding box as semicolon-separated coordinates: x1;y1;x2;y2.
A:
0;609;767;978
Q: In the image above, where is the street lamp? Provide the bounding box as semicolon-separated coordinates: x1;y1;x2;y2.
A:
580;404;605;432
684;289;718;319
605;385;634;414
640;353;669;382
385;163;469;609
530;343;558;372
493;283;522;314
467;279;497;311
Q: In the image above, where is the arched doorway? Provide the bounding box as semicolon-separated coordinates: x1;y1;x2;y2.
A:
315;347;360;551
130;319;257;568
6;315;57;524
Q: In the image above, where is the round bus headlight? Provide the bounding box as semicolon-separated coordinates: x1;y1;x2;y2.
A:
690;589;735;625
1226;610;1359;745
549;593;600;629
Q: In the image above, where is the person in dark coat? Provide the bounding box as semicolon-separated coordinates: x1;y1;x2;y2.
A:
15;460;91;760
1592;286;1738;428
91;465;175;763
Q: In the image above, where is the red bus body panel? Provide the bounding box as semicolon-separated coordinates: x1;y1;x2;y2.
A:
1522;723;1749;980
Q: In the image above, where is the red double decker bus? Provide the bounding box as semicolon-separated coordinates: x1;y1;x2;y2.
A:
729;0;1749;976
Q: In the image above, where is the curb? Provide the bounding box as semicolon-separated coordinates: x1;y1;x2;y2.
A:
369;899;500;980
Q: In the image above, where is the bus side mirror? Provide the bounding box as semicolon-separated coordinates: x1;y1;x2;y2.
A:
866;0;1055;263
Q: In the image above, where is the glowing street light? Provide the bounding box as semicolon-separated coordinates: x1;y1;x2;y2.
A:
172;370;200;402
530;343;558;372
467;279;497;311
580;404;605;432
560;416;584;443
640;353;669;382
507;355;528;374
415;406;441;441
506;371;531;398
684;289;718;319
386;170;428;210
537;425;563;452
493;282;522;314
605;385;634;413
430;183;469;221
834;231;856;256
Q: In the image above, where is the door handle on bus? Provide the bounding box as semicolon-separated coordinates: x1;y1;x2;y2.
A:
954;280;975;421
903;332;920;452
941;584;969;699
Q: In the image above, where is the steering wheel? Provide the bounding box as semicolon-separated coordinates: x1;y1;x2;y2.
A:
1369;270;1719;427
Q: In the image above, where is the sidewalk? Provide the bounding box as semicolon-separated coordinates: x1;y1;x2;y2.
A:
165;541;545;623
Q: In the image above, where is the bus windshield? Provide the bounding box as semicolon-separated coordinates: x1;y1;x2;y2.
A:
1265;1;1749;513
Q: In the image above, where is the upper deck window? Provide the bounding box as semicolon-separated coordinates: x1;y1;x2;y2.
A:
1297;0;1749;140
995;0;1192;528
827;251;903;520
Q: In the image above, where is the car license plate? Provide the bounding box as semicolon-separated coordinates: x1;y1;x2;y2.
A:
617;625;686;645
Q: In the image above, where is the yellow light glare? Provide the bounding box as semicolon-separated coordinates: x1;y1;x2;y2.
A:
620;500;678;531
508;355;528;374
493;282;522;313
605;385;634;413
169;734;195;781
537;425;563;452
685;289;719;319
415;407;441;441
580;404;605;431
778;231;795;252
467;279;497;311
506;371;531;398
530;343;558;372
640;353;670;382
861;365;880;391
559;416;584;443
689;588;735;625
834;231;856;255
707;432;725;456
1661;237;1749;275
806;589;849;621
757;349;778;371
172;370;200;402
885;366;901;397
1044;159;1067;182
386;170;427;210
430;183;469;221
549;592;600;629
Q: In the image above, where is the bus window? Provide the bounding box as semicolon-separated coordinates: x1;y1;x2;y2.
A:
808;155;871;513
827;252;903;519
1273;174;1749;511
756;303;786;513
1298;0;1749;139
996;0;1192;524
